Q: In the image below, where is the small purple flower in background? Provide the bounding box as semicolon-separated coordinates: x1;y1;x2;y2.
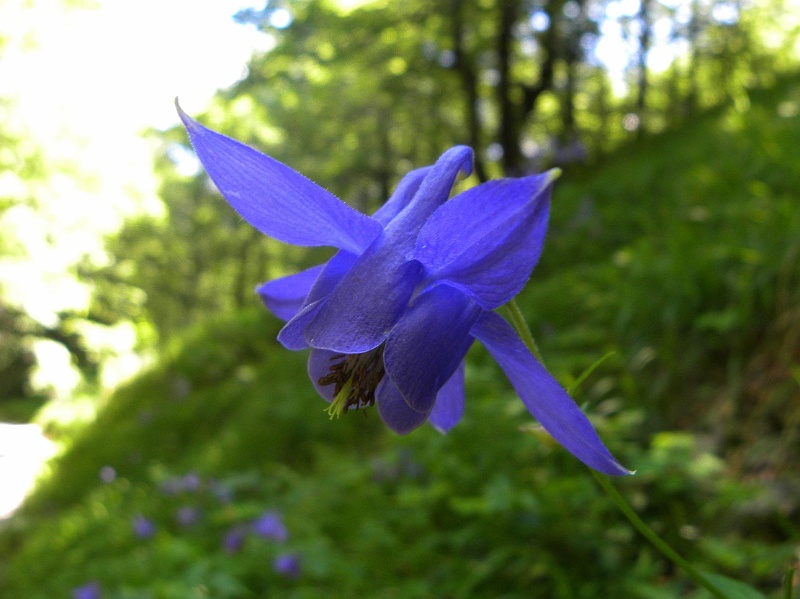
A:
398;447;423;479
160;476;183;496
132;515;156;539
223;527;246;555
98;466;116;484
273;553;301;579
161;472;203;495
370;457;401;483
181;472;202;492
72;581;101;599
372;448;424;482
172;375;191;400
178;102;630;475
252;511;288;541
176;506;201;527
209;479;234;503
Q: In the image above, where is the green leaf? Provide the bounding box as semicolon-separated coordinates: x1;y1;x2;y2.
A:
566;351;615;395
700;572;766;599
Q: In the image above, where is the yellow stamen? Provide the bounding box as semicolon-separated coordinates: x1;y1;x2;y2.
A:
324;379;353;420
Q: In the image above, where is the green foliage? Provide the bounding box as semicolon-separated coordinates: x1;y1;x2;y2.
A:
87;0;800;352
522;77;800;447
4;77;800;596
0;309;794;597
0;307;37;406
3;2;800;596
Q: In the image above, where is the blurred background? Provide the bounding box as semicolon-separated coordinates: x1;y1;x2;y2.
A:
0;0;799;597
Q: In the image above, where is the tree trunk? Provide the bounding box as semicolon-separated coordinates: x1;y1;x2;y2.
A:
497;0;522;175
636;0;653;136
451;0;488;182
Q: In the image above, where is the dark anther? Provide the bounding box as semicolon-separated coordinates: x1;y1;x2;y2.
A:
318;346;386;414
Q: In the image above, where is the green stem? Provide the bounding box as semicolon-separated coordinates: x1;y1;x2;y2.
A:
504;298;730;599
504;300;545;365
592;473;728;599
785;565;796;599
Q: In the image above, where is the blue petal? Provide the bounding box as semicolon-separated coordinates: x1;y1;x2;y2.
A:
428;361;465;434
376;376;430;434
302;251;358;305
383;146;473;237
383;284;480;412
371;166;431;226
302;147;473;353
471;311;632;476
276;251;358;350
303;239;423;353
177;101;382;255
277;300;324;350
307;348;341;402
415;172;554;309
256;264;324;321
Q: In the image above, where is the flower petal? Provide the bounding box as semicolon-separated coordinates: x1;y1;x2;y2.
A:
307;348;341;402
414;172;554;309
371;166;431;226
302;147;473;353
384;146;473;237
277;300;324;350
428;361;465;434
384;284;480;412
303;239;423;353
177;101;382;254
276;251;358;350
376;376;430;434
471;311;631;476
302;251;358;305
256;264;325;321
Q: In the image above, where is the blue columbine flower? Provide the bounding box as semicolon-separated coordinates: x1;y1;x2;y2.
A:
177;101;629;476
132;514;156;539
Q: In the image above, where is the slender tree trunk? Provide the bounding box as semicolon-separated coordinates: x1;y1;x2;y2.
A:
562;56;578;141
560;0;587;142
685;0;702;111
451;0;488;181
636;0;653;136
516;0;561;171
497;0;523;175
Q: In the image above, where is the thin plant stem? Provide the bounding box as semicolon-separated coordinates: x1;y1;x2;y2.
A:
505;298;730;599
504;300;545;365
592;472;728;599
785;565;796;599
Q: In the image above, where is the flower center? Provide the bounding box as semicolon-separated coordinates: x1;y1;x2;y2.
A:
319;346;386;418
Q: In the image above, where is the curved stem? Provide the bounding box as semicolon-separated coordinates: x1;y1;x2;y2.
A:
592;473;728;599
505;297;730;599
785;565;796;599
504;300;545;365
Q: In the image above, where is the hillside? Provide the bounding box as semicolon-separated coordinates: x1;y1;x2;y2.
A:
1;75;798;598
